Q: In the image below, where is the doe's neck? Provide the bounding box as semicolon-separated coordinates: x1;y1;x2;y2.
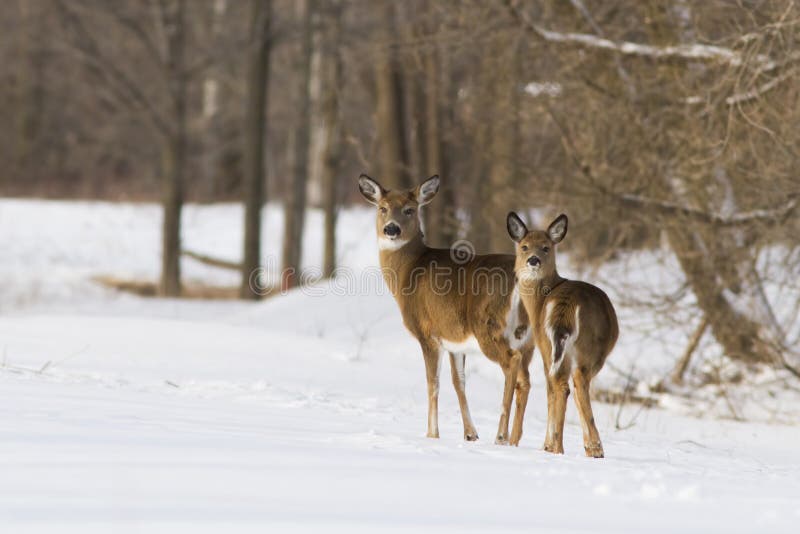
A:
378;232;426;268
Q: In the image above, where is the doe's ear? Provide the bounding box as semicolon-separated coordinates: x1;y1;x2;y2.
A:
547;214;568;244
506;212;528;243
415;175;440;206
358;174;385;206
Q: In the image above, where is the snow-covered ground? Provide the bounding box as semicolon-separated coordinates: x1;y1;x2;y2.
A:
1;199;799;533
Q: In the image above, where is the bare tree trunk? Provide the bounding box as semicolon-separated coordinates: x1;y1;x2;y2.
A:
483;39;517;255
418;47;437;246
420;44;457;248
667;228;779;365
466;116;491;252
374;2;411;188
281;0;313;290
404;12;427;186
160;0;187;297
640;4;781;366
407;77;426;183
509;37;523;188
160;136;184;297
319;1;343;278
200;0;227;199
240;0;272;300
467;43;514;254
14;0;45;184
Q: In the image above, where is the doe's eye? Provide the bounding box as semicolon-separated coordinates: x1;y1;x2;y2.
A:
521;245;529;252
379;207;388;214
403;208;415;216
542;246;550;253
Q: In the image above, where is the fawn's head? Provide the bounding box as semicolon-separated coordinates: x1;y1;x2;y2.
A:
358;174;439;250
507;212;568;282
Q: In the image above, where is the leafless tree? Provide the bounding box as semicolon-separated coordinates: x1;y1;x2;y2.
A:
240;0;273;300
312;0;344;278
281;0;313;290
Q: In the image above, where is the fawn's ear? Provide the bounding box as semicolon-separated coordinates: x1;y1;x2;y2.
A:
358;174;385;206
506;212;528;243
414;175;440;206
547;214;568;244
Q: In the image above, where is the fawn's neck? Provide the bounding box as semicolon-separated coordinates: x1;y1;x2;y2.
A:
519;270;565;316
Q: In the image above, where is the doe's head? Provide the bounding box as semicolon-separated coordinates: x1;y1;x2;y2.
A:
358;174;439;250
506;212;568;281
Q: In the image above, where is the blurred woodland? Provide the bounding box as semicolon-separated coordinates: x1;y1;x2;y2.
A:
3;0;800;375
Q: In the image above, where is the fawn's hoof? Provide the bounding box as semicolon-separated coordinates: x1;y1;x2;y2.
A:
464;432;479;442
495;434;509;445
585;443;604;458
543;442;564;454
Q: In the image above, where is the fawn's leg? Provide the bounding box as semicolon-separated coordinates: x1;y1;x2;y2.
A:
544;375;569;454
509;360;531;446
495;350;521;445
449;352;478;441
573;367;604;458
421;341;441;438
542;350;556;451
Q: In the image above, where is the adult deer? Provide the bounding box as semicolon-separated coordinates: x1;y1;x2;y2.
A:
359;174;534;444
507;212;618;458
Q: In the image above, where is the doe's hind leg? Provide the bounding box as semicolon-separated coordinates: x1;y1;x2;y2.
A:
449;352;478;441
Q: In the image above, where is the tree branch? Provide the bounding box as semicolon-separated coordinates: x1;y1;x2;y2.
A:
567;0;636;99
544;103;800;228
506;0;773;69
726;67;798;105
54;0;170;137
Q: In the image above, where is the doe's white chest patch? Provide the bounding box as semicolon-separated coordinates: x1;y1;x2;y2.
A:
440;336;484;355
378;237;410;251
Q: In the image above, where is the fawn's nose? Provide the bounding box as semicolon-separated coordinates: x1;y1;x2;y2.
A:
527;256;541;267
383;222;401;237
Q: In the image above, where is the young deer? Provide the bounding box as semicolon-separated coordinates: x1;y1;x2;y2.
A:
506;212;618;458
359;174;535;444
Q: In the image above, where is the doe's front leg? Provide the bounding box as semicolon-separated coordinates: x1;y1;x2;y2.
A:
421;341;442;439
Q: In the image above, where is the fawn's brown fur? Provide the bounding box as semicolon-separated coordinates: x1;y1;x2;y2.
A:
507;212;618;457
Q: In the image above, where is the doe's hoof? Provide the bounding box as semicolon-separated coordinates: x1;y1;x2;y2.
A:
465;433;479;442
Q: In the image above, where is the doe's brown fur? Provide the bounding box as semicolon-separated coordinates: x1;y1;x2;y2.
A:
359;175;535;445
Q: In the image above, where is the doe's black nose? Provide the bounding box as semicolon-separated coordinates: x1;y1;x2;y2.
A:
383;223;401;237
527;256;541;267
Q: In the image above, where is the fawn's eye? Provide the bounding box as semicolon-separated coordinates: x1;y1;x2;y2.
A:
403;208;415;216
542;246;550;253
521;245;529;252
379;206;388;214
